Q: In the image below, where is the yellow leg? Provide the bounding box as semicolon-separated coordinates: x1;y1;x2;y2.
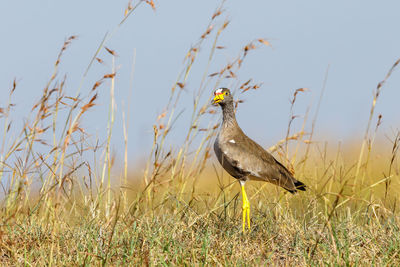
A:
241;182;251;232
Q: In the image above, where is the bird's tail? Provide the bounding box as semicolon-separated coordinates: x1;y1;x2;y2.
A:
294;180;306;191
286;180;306;194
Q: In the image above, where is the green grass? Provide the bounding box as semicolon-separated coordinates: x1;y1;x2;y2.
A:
2;204;400;265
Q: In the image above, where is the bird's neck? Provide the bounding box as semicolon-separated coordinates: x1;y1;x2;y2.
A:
221;102;238;128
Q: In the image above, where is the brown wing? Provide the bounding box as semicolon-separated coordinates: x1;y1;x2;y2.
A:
221;132;306;193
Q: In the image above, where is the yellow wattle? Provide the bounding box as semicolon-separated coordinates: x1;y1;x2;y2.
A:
213;94;224;103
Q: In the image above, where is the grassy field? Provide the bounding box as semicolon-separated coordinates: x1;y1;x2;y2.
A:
1;1;400;266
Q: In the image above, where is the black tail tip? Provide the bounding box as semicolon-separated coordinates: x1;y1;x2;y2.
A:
294;181;306;192
285;181;307;194
287;181;307;194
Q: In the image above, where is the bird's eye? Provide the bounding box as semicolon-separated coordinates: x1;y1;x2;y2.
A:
225;91;229;95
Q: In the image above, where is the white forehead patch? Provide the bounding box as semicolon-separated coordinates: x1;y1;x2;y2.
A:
215;88;224;95
229;139;236;144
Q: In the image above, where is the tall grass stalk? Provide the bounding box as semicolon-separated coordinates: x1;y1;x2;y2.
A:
355;58;400;186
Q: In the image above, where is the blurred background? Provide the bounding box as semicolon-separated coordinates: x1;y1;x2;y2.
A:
1;0;400;165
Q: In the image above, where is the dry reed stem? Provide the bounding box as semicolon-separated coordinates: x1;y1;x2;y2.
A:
355;58;400;186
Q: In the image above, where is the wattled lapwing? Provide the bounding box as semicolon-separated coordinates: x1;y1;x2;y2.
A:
212;88;306;231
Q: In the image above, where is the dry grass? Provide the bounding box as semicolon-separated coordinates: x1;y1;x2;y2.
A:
1;1;400;266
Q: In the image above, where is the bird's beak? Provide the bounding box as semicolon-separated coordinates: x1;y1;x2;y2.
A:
212;93;224;105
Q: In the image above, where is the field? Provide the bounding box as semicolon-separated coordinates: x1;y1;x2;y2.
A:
1;1;400;266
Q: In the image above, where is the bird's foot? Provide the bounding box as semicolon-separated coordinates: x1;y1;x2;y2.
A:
242;200;251;232
241;185;251;232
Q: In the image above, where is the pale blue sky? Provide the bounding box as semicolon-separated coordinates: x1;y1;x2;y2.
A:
1;0;400;162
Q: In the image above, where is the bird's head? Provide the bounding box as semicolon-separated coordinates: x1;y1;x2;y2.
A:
212;88;233;106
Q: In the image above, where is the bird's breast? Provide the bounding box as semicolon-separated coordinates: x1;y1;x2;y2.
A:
214;137;247;179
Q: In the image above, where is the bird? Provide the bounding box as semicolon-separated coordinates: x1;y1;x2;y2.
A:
212;88;306;232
